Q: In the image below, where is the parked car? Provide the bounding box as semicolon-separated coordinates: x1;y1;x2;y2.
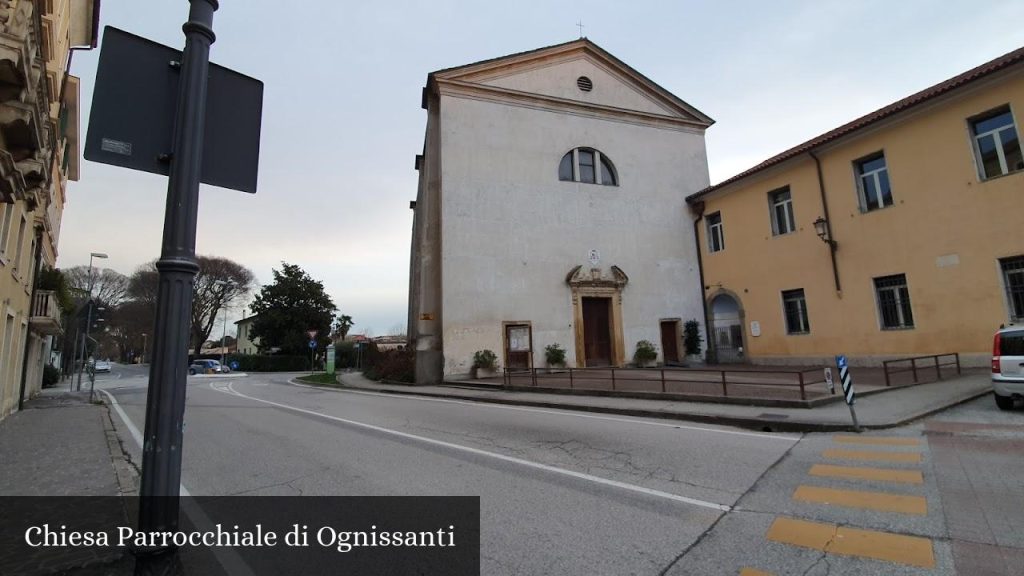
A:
93;360;111;373
992;325;1024;410
189;359;230;375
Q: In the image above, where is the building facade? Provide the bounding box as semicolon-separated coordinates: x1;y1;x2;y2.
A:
234;315;259;356
689;46;1024;367
0;0;98;419
408;39;713;383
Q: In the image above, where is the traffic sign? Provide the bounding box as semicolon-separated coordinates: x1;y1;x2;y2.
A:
308;340;317;349
307;330;318;340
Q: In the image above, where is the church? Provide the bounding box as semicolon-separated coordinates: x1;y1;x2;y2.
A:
408;39;714;384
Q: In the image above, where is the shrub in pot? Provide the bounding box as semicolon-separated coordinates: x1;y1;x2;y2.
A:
472;349;498;378
633;340;658;367
544;343;566;370
683;319;704;365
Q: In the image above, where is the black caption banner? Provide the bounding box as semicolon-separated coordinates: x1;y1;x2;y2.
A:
0;496;480;576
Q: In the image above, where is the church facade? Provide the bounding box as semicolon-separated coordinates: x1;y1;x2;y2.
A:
408;39;713;383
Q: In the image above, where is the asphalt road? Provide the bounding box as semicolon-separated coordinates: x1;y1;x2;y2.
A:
100;365;1024;575
101;368;800;575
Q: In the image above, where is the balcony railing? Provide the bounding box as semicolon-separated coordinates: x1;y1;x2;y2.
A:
29;289;61;335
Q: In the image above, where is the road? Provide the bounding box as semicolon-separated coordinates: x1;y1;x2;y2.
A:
99;368;798;575
98;365;1024;575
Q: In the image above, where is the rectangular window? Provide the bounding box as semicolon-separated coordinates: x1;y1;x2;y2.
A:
13;214;26;273
782;289;810;334
855;152;893;211
1002;255;1024;322
0;204;13;259
706;212;724;253
970;106;1023;179
769;187;795;235
874;274;914;329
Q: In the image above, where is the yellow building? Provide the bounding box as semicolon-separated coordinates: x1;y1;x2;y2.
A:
0;0;98;419
689;46;1024;367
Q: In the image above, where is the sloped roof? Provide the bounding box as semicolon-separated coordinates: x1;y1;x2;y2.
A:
428;37;714;126
688;44;1024;202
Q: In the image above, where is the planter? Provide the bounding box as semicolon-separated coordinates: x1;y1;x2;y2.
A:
685;354;704;367
473;366;496;379
545;364;567;374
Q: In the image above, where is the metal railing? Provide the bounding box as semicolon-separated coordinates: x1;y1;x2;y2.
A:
882;353;960;387
502;366;828;401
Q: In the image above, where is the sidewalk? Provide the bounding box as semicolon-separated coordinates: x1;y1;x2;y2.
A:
336;371;993;432
0;387;134;496
0;388;138;575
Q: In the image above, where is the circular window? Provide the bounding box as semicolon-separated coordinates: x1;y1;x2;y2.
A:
576;76;593;92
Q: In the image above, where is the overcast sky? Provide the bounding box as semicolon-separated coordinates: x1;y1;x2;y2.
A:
56;0;1024;336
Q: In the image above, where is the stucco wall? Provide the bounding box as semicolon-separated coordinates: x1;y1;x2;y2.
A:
438;95;709;376
697;71;1024;365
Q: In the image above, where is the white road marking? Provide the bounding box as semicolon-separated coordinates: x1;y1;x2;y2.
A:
100;389;255;576
286;379;800;443
215;382;732;512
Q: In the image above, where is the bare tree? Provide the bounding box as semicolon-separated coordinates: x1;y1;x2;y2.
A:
127;256;255;355
191;256;255;355
65;266;129;307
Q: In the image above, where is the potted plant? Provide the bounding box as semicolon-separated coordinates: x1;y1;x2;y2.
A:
544;343;566;371
472;349;498;378
633;340;658;368
683;319;704;366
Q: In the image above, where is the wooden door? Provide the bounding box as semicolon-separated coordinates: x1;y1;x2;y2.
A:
582;297;612;366
504;324;532;370
660;321;680;363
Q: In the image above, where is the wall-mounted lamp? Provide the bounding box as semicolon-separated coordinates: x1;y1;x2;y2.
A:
812;217;836;247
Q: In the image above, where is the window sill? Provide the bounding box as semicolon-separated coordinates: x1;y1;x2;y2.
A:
858;203;897;215
786;331;811;336
978;168;1023;183
880;326;915;331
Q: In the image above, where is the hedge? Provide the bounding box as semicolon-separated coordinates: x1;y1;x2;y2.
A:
224;354;316;372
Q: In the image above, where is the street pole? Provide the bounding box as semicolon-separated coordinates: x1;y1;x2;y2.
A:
138;0;217;535
221;311;227;367
76;252;107;390
142;333;147;364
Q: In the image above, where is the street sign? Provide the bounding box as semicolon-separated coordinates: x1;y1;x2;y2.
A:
85;27;263;193
309;340;317;349
836;355;861;431
824;367;834;394
307;330;318;340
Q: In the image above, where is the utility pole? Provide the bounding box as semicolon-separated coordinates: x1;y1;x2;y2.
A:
138;0;217;536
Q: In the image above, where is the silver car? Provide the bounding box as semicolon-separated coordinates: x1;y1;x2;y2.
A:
992;326;1024;410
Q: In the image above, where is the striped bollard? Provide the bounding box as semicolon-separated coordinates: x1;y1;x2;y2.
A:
836;355;861;432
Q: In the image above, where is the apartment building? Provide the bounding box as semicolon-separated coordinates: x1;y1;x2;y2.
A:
689;46;1023;367
0;0;98;419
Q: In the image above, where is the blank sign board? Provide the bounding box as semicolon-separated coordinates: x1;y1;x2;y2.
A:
84;26;263;193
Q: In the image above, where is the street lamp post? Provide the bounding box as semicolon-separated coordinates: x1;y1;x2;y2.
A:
77;252;108;391
213;280;236;368
141;333;147;364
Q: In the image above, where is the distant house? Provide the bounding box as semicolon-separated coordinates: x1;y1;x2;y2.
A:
234;315;260;355
373;335;407;351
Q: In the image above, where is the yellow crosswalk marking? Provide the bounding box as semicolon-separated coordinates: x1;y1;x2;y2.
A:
766;517;935;568
809;464;923;484
833;435;920;446
822;449;922;463
739;569;774;576
793;485;927;515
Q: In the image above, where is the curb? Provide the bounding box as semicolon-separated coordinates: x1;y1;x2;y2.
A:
323;380;993;433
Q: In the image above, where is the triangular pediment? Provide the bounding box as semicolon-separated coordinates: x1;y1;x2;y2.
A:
431;39;713;127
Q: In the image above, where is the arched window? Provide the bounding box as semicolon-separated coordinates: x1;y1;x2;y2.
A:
558;148;618;186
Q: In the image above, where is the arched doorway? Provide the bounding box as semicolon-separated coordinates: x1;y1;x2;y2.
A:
710;292;745;363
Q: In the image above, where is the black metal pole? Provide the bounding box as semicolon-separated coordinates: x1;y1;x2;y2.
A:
138;0;217;534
